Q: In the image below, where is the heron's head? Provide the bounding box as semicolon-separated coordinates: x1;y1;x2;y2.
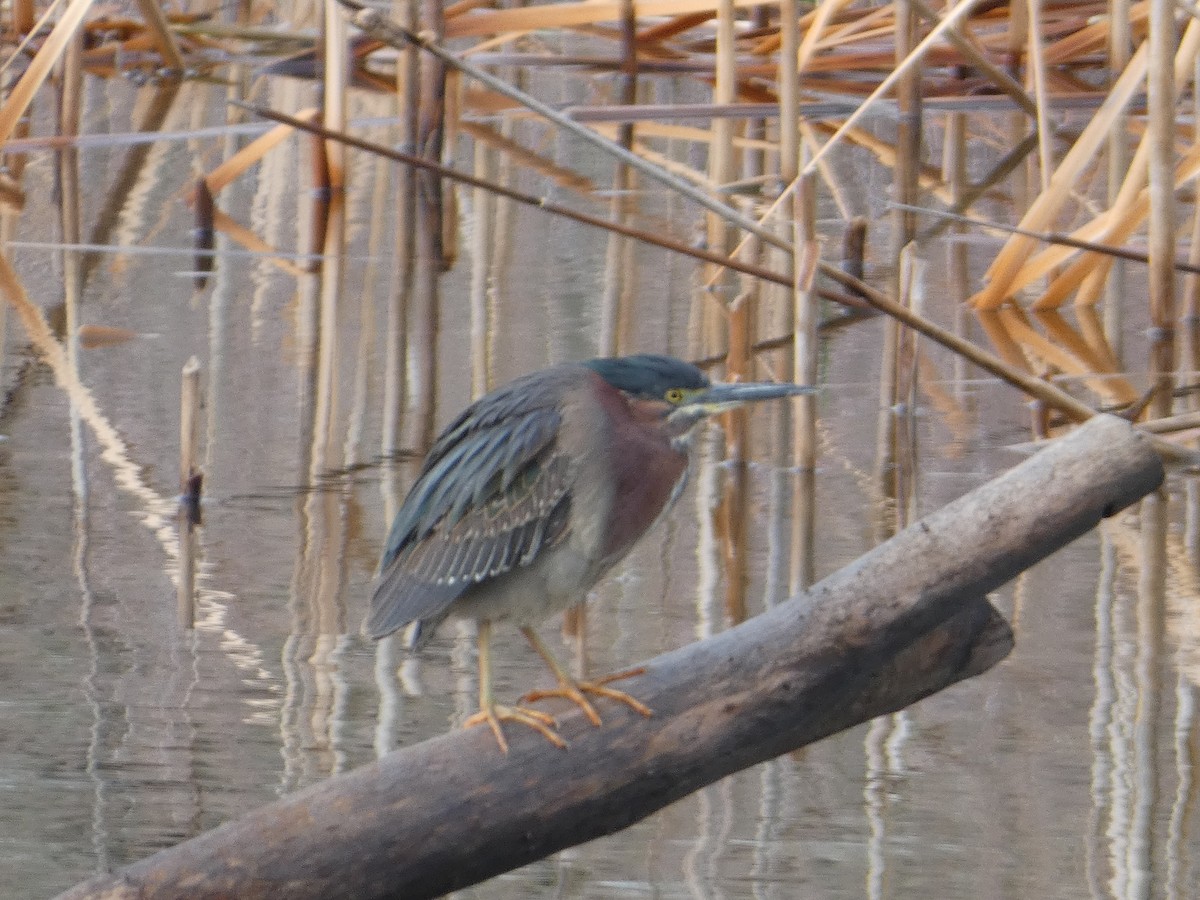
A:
582;354;813;436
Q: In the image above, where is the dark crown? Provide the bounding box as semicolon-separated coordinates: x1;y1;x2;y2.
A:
582;354;709;399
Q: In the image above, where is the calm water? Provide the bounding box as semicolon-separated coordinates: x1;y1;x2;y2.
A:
1;71;1198;900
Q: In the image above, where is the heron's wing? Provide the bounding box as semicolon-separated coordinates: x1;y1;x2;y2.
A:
364;378;577;640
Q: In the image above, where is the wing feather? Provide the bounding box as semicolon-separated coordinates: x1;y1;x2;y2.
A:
365;370;583;641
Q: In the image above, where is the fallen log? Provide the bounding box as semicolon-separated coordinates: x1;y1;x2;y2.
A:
60;414;1163;900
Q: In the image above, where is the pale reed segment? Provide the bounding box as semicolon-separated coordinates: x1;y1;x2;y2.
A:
971;40;1149;309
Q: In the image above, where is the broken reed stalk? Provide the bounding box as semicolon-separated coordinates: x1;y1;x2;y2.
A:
891;0;920;251
1185;53;1200;323
322;3;350;190
596;0;639;357
417;0;449;271
790;177;819;592
886;0;919;464
177;357;202;629
469;140;492;395
179;358;201;499
706;0;737;353
380;0;421;458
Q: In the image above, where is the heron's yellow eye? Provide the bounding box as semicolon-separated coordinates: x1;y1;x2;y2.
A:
665;388;685;404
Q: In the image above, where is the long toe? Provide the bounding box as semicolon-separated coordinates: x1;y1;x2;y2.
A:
523;673;653;724
579;680;653;718
589;667;653;717
522;683;603;726
463;703;565;753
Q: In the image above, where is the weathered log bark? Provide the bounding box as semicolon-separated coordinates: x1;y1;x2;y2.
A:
60;415;1163;900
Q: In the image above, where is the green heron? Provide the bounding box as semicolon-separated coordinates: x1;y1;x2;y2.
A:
365;354;811;751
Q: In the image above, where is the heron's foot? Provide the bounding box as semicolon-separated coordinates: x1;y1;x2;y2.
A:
463;703;564;753
523;668;653;726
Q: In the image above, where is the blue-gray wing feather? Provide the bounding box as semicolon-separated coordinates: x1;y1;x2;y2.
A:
365;370;581;640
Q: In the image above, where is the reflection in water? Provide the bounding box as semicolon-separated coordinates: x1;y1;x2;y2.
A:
1130;492;1168;898
1088;534;1120;898
693;425;723;642
1167;674;1196;900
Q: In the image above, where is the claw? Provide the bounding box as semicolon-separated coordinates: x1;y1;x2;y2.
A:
463;703;565;753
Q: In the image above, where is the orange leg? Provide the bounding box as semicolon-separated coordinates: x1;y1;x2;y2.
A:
519;626;653;724
462;620;565;752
